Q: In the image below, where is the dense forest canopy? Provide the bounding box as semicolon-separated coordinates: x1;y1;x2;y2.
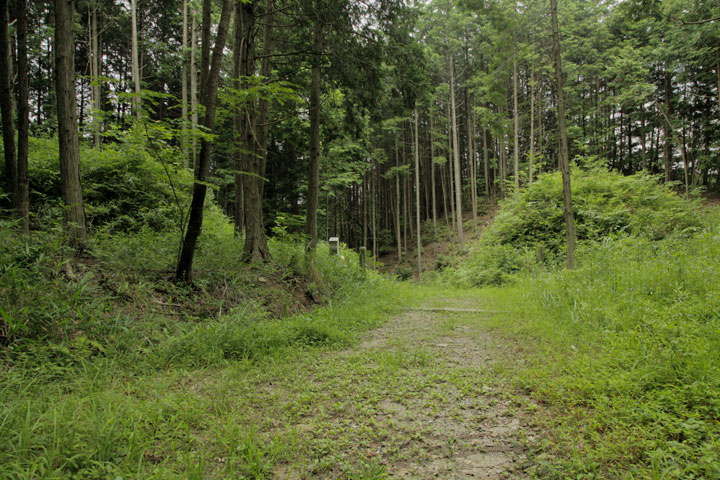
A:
0;0;718;272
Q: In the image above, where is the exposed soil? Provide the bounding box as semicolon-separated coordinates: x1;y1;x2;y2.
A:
261;294;534;479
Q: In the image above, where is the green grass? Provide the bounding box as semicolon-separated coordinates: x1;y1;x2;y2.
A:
482;217;720;479
0;278;403;479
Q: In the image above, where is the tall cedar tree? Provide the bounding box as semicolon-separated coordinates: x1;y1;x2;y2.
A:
55;0;87;247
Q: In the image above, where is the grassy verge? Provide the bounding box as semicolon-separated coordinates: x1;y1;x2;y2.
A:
0;276;403;479
483;219;720;478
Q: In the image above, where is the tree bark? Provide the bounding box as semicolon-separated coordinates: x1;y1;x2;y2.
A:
414;108;421;279
130;0;141;119
175;0;233;282
394;137;402;261
429;114;437;228
242;0;274;263
181;0;189;162
550;0;576;268
663;66;672;183
466;90;477;229
483;126;489;197
55;0;87;247
450;58;463;244
91;7;101;146
513;54;520;191
529;64;535;184
190;9;198;170
0;0;16;201
15;0;29;232
304;18;322;250
232;0;251;236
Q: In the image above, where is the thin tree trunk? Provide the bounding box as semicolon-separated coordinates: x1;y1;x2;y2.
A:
304;18;322;250
663;67;672;183
16;0;29;232
513;54;520;191
640;104;647;170
529;64;535;184
372;162;377;258
395;138;402;261
655;99;689;196
89;7;101;147
466;91;477;229
175;0;233;282
483;126;489;197
0;0;16;200
181;0;189;162
55;0;87;247
414;108;421;279
447;102;455;230
440;155;450;228
550;0;576;268
430;115;437;228
450;56;463;243
131;0;141;119
190;10;198;170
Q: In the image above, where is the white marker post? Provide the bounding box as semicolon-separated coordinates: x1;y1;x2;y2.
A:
329;237;339;256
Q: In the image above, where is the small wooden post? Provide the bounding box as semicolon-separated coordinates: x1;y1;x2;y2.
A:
359;246;366;268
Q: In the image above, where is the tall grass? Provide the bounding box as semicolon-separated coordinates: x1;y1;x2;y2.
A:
493;217;720;478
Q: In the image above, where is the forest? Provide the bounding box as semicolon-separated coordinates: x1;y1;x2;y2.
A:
0;0;719;478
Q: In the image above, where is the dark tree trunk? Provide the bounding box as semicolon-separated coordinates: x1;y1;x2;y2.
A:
304;18;322;250
175;0;233;282
242;0;274;263
232;0;252;236
55;0;87;247
550;0;576;268
15;0;29;232
0;0;16;201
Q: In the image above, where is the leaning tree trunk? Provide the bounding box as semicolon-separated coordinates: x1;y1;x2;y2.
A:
175;0;233;282
550;0;576;268
55;0;87;247
304;18;322;250
16;0;29;232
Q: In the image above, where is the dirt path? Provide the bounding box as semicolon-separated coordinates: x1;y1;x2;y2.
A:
258;295;533;479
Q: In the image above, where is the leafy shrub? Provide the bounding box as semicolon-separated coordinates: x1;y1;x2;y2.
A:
508;222;720;478
25;136;192;232
489;168;701;249
449;168;703;286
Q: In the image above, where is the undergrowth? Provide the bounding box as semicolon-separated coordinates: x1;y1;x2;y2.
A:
443;168;703;286
488;213;720;478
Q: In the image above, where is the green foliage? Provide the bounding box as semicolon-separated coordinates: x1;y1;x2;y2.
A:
25;136;192;232
496;219;720;478
448;168;703;286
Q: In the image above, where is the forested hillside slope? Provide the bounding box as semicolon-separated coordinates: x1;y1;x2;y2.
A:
1;0;719;477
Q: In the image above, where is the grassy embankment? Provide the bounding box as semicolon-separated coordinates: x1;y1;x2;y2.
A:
439;169;720;478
